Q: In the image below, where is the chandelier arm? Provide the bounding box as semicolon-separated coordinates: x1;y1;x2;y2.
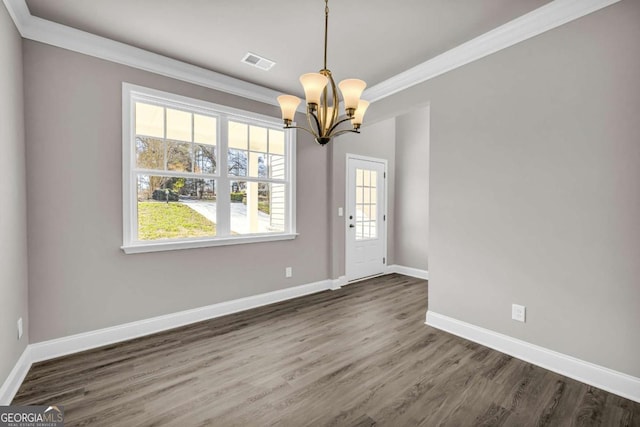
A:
284;124;318;138
326;115;356;136
307;108;323;137
330;78;339;133
330;128;360;138
320;88;328;137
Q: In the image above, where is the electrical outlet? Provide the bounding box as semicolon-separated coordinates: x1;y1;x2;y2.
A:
17;317;23;340
285;267;292;278
512;304;526;322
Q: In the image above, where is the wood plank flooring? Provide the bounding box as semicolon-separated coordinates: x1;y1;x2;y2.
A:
13;274;640;426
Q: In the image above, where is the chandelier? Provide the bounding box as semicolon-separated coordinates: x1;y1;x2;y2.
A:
277;0;369;146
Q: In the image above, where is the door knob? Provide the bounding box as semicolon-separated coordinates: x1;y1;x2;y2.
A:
349;224;355;228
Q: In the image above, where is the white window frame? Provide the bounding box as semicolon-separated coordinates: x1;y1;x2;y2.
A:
121;83;297;254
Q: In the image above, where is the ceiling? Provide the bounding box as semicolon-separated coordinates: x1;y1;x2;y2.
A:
25;0;551;97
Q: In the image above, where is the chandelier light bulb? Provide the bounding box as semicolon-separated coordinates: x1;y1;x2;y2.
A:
277;95;301;123
351;100;370;128
338;79;367;113
300;73;329;106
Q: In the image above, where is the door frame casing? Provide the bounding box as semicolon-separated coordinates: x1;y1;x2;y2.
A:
345;153;388;282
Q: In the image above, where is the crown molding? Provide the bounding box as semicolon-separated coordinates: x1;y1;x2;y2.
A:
3;0;622;107
2;0;28;33
364;0;621;103
2;0;282;108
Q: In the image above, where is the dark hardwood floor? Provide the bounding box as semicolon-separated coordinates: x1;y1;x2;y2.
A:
13;274;640;426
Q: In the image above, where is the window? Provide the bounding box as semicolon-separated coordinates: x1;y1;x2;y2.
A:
122;84;296;253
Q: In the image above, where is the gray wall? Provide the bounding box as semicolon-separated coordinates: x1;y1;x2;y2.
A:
0;2;29;385
394;106;430;271
372;0;640;377
329;118;396;279
23;40;330;343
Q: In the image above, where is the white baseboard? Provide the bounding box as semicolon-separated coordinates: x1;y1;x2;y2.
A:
29;279;332;363
1;279;332;403
0;347;32;405
330;276;346;290
426;311;640;403
387;264;429;280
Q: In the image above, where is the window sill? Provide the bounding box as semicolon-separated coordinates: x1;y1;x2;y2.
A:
121;233;298;254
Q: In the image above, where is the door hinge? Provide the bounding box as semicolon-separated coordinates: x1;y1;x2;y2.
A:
383;257;386;264
384;172;386;179
383;215;386;221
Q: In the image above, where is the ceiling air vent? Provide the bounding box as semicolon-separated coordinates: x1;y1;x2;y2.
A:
241;52;276;71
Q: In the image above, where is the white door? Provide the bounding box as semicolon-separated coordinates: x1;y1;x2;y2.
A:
346;156;387;282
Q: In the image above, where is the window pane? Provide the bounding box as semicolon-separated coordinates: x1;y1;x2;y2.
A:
137;175;216;240
250;152;267;178
136;137;164;170
228;149;247;176
167;141;192;172
194;144;216;174
229;121;248;150
356;169;363;186
250;125;268;152
135;102;164;138
271;183;286;232
269;129;285;155
370;171;377;187
363;205;371;220
269;155;285;179
194;114;216;145
166;108;192;142
230;181;285;234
